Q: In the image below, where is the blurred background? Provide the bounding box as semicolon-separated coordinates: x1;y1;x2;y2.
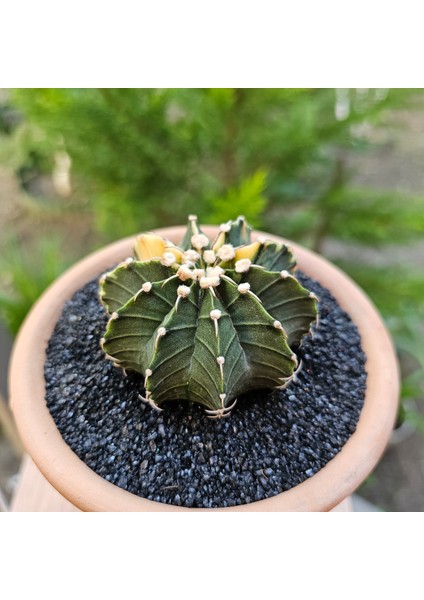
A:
0;88;423;511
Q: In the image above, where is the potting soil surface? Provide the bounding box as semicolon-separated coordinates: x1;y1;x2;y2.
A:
45;272;366;508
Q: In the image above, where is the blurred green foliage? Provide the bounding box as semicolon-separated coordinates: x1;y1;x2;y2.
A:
9;88;423;241
206;168;268;226
0;238;71;336
1;87;423;429
342;264;424;427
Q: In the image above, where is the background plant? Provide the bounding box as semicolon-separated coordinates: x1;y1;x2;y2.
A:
0;87;423;427
0;236;72;336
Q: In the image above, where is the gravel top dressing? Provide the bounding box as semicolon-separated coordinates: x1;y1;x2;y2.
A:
45;271;366;508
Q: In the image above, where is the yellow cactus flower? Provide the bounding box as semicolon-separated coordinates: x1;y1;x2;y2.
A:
164;245;184;263
134;235;184;263
134;234;167;261
234;242;261;262
212;231;226;252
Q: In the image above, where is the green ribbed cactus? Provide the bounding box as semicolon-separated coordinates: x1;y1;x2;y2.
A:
99;216;318;417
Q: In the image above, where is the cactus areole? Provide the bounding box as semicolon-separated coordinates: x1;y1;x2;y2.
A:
99;216;318;417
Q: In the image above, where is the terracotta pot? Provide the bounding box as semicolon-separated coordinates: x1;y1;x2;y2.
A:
9;226;399;511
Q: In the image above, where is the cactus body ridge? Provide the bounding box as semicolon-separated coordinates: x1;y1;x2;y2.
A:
100;216;318;416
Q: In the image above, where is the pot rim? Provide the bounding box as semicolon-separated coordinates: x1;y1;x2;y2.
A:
9;226;399;511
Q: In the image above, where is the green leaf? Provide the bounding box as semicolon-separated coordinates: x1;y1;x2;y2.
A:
145;287;200;405
188;290;248;410
103;277;180;373
104;274;300;410
146;289;249;411
226;216;252;247
100;260;174;313
244;267;318;347
217;278;296;391
254;241;296;273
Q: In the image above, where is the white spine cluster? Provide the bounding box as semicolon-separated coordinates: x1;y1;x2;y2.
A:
155;326;167;350
207;266;224;277
210;308;222;336
191;233;209;249
177;285;191;297
235;258;251;273
192;268;205;279
144;368;152;387
177;265;193;281
175;285;191;310
203;250;216;264
217;244;236;261
161;252;177;267
200;275;220;289
216;355;225;379
183;249;200;264
238;282;250;294
199;267;223;290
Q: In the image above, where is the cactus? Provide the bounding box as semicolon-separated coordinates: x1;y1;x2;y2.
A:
99;216;318;417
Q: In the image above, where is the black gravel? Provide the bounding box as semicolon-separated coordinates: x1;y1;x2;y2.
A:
45;271;366;508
